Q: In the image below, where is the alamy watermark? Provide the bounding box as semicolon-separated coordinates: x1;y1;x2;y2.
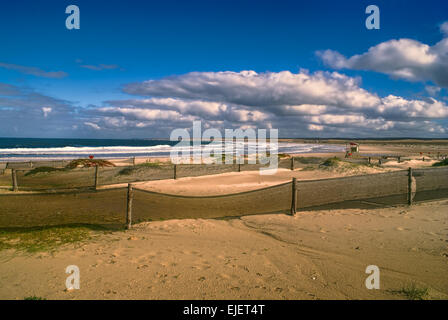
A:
65;265;80;290
170;121;278;175
365;5;380;30
66;5;80;30
365;265;380;289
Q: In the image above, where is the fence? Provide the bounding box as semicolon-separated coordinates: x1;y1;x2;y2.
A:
0;188;127;228
0;158;294;191
0;166;447;229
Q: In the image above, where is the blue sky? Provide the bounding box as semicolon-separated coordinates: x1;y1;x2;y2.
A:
0;0;447;138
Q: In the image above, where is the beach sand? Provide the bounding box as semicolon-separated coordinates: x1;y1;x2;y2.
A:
0;199;447;300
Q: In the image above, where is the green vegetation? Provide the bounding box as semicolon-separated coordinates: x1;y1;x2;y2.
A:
301;165;318;171
66;159;115;169
394;283;429;300
0;225;96;253
118;167;134;175
294;157;323;164
317;157;379;173
118;161;162;175
213;153;232;163
432;158;448;167
137;161;161;168
24;167;67;176
321;157;341;167
24;296;46;300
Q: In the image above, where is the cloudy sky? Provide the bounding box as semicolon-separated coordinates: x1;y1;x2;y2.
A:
1;0;448;138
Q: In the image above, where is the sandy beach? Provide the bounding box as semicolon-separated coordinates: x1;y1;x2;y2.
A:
0;199;447;300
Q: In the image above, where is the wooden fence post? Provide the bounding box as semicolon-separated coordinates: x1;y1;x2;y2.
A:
126;183;134;229
398;156;401;163
132;157;136;166
291;157;295;171
238;163;241;172
368;157;371;164
11;169;18;192
94;165;99;190
408;167;413;206
173;164;177;179
291;178;297;215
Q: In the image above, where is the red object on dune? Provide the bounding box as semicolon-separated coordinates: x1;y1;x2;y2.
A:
348;153;352;156
420;152;422;155
89;155;94;159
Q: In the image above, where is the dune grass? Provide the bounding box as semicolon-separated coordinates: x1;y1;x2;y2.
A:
0;225;107;253
393;283;430;300
321;157;341;167
66;159;115;169
318;157;379;172
24;296;46;300
432;158;448;167
294;157;323;164
118;161;162;175
136;161;162;168
24;167;68;176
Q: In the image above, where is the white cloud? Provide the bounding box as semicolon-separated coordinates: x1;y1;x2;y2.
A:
2;62;448;138
317;24;448;88
84;122;101;130
98;107;189;121
110;69;448;137
124;70;381;109
308;124;324;131
107;97;227;118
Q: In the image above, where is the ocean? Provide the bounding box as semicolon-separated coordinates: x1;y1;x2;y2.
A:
0;138;345;161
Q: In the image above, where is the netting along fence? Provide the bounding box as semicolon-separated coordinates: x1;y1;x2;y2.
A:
4;160;71;169
131;182;292;223
0;188;127;228
295;170;410;208
0;158;294;191
0;167;447;229
412;167;448;202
